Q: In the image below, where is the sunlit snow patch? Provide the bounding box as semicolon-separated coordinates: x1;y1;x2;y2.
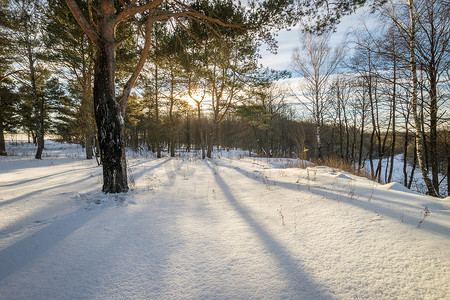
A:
381;182;414;193
74;192;135;210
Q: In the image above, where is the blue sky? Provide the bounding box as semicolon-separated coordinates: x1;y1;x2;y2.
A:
258;9;376;75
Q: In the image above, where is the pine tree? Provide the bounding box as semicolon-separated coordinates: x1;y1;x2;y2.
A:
64;0;378;193
0;0;19;155
45;0;96;158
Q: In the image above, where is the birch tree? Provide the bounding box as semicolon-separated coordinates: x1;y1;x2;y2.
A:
292;31;344;161
382;0;439;196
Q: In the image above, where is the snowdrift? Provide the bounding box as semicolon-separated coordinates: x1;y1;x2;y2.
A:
1;141;449;299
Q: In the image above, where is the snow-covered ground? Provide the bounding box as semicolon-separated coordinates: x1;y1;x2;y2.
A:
366;154;449;197
1;139;449;299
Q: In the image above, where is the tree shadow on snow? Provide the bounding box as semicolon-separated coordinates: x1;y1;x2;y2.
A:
219;163;450;238
0;208;101;283
205;160;334;299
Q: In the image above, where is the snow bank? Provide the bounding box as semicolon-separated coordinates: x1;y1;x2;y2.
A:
382;182;414;193
1;141;449;299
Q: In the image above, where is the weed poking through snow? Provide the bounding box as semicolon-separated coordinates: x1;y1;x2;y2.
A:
418;206;430;227
145;175;159;191
306;169;311;190
368;181;376;202
347;179;356;200
128;168;136;190
277;205;285;226
294;209;297;233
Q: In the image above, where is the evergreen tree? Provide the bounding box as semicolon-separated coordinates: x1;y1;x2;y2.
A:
0;0;20;155
64;0;380;193
11;0;46;158
0;84;20;155
46;0;96;158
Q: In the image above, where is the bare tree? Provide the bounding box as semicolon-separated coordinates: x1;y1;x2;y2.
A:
188;73;207;159
330;74;353;160
415;0;450;194
382;0;439;196
292;31;345;161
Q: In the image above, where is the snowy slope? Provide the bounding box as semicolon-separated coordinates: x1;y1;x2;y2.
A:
0;140;449;299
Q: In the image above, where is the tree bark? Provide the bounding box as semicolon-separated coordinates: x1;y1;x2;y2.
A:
388;58;397;183
81;47;95;160
0;105;6;156
207;125;214;159
24;17;44;159
408;0;438;197
155;64;161;158
169;68;176;157
447;149;450;197
315;118;322;161
403;113;410;188
357;105;365;173
94;8;128;193
408;136;417;190
429;71;439;193
196;102;205;159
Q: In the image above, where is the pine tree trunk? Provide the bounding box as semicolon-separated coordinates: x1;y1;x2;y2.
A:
185;114;191;152
85;133;93;159
81;73;94;159
155;65;161;158
197;103;205;159
25;22;44;160
207;132;213;158
207;123;215;159
170;135;175;157
0;109;6;156
169;72;175;158
94;30;128;193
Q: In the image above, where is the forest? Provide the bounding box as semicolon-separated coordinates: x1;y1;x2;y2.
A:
0;0;449;196
1;2;450;298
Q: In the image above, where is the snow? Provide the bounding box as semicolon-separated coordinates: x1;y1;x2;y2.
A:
368;154;449;196
382;182;414;193
1;140;450;299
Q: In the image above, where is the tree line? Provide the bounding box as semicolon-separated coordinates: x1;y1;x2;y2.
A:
1;0;449;197
289;0;449;197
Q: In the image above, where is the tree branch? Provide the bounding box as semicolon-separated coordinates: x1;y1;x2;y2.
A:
115;0;164;25
0;70;24;83
65;0;99;45
120;16;154;114
88;0;96;28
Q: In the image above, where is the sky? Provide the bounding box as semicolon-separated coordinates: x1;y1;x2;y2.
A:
258;8;377;75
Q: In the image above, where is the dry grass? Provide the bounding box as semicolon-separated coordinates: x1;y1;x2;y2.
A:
309;156;375;181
